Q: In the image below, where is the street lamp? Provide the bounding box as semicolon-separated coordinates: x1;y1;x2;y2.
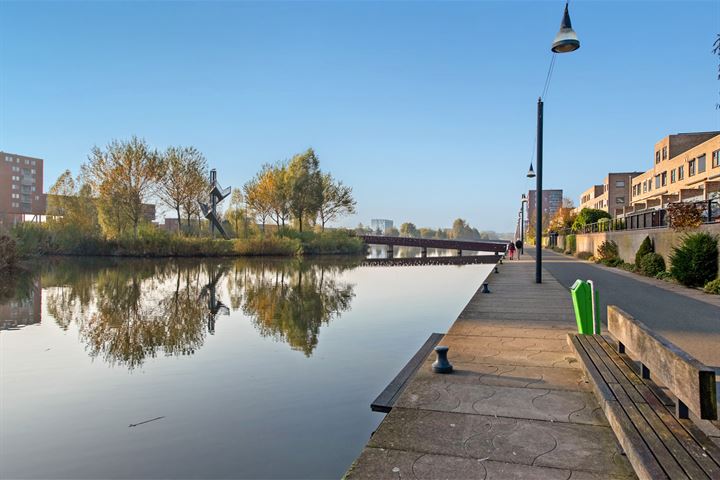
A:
534;1;580;284
520;193;528;255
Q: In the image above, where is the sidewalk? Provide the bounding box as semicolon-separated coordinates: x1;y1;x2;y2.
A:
346;260;636;479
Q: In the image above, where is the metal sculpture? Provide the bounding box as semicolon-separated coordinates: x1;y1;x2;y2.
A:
199;168;231;239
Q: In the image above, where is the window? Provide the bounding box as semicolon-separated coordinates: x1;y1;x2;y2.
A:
4;155;11;162
11;193;19;199
12;166;19;172
661;171;667;187
11;202;19;208
655;151;661;164
11;175;19;181
11;184;18;190
678;165;684;180
671;169;676;183
698;154;706;174
615;180;625;188
616;197;625;204
31;160;36;166
35;195;40;201
689;159;696;177
662;146;668;160
655;175;661;189
713;149;720;168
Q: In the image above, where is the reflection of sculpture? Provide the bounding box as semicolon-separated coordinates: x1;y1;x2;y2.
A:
201;264;230;334
241;262;355;356
199;168;231;239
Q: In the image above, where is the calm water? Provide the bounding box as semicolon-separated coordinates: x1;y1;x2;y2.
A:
0;256;491;479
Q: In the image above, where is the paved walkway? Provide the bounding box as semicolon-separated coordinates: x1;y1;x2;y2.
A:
346;261;636;479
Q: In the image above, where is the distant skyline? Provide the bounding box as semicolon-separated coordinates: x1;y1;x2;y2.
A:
1;1;719;232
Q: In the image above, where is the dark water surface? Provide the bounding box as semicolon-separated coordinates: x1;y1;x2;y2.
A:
1;257;491;479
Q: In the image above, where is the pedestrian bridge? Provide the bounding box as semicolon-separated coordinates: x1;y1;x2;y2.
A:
357;235;508;257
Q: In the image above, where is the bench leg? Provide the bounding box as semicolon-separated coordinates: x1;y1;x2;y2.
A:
641;363;650;380
676;400;689;419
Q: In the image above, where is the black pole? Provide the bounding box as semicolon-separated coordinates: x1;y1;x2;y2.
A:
536;98;543;284
520;202;525;254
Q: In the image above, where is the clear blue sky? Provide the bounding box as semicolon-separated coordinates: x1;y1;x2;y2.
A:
1;1;719;232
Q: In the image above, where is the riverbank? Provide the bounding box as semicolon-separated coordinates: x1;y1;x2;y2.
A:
346;257;634;478
6;223;365;259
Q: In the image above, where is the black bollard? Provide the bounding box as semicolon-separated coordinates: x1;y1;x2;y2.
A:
494;266;499;273
432;346;453;374
481;283;490;293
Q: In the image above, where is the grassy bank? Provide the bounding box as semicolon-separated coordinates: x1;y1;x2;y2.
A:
8;223;365;259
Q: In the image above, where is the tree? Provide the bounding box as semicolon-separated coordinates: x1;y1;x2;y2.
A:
244;175;271;232
384;226;399;237
82;137;163;238
548;206;577;232
157;146;208;234
287;148;323;232
419;228;436;239
226;188;249;238
666;202;703;231
399;222;419;238
266;164;292;228
47;170;98;234
571;208;611;232
317;173;356;231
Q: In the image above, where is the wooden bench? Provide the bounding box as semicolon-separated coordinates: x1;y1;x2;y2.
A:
568;305;720;479
371;333;443;413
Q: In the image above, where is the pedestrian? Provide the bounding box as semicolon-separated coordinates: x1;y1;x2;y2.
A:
507;241;516;260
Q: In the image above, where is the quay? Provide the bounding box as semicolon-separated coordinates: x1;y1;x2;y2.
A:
346;258;636;479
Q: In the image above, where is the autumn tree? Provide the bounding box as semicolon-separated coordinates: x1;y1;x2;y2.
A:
226;188;251;238
47;170;98;235
82;137;163;238
244;174;272;232
157;146;208;234
399;222;419;238
317;173;356;231
266;164;291;228
288;148;323;232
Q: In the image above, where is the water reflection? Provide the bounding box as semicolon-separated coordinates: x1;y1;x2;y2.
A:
0;269;41;330
1;258;358;369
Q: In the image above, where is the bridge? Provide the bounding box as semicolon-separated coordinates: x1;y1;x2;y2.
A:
358;235;508;258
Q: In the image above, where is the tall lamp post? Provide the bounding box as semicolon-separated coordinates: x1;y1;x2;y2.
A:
520;193;528;255
530;2;580;283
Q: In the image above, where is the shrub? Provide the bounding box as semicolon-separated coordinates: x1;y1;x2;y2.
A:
0;235;18;270
669;233;719;287
600;257;623;267
565;234;576;254
635;236;654;267
618;262;637;273
639;252;666;277
576;251;593;260
704;278;720;294
596;240;619;262
655;271;672;280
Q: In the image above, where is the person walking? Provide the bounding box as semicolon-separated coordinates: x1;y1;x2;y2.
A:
507;241;516;260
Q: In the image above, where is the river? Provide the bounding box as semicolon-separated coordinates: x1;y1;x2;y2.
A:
0;256;492;479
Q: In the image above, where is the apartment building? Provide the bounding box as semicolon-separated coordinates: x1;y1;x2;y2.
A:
622;132;720;216
527;189;563;232
0;152;45;226
370;219;394;233
577;172;643;217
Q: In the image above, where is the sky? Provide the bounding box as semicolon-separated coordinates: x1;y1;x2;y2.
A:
1;0;719;233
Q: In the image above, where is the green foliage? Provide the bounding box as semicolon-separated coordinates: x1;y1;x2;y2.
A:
670;233;719;287
288;148;323;232
703;278;720;294
599;257;624;267
576;251;593;260
596;240;619;262
0;235;18;270
639;252;666;277
618;262;637;273
279;229;364;255
565;234;576;254
399;222;419;238
572;208;612;232
635;236;654;267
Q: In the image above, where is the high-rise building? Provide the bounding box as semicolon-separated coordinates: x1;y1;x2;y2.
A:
0;152;45;225
370;219;394;233
527;189;563;233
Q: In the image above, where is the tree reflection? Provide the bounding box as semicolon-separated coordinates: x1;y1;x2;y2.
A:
39;257;358;368
240;260;356;356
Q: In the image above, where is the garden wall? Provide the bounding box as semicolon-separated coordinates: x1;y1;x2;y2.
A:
571;224;720;265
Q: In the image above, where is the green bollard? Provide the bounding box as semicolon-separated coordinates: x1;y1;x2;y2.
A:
571;279;600;335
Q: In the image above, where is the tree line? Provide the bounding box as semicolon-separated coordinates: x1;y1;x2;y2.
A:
48;137;356;239
356;218;509;241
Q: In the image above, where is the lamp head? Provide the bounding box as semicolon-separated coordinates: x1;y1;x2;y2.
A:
551;3;580;53
527;163;536;178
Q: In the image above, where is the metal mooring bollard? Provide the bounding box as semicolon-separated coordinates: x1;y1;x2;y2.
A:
499;258;503;264
432;346;453;374
481;283;490;293
494;266;499;273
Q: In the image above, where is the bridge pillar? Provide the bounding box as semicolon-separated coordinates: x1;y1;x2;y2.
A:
421;247;427;258
387;245;393;259
457;249;462;257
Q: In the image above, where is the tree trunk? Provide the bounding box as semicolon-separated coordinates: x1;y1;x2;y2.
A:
298;214;303;232
176;206;182;235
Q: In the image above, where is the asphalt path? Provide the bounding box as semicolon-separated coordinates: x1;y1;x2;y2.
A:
524;250;720;369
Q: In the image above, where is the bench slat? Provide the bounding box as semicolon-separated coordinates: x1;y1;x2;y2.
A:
569;334;670;480
608;306;717;420
596;336;720;476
